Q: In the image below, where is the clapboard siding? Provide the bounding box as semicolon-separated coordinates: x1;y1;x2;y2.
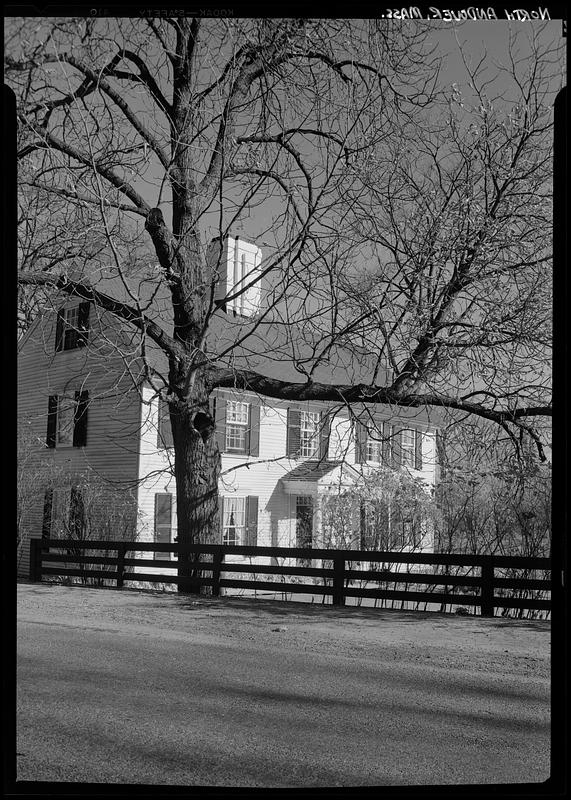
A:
135;388;438;560
19;302;439;579
17;304;144;576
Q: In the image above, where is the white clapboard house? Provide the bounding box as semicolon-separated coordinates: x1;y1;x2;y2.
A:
17;236;440;577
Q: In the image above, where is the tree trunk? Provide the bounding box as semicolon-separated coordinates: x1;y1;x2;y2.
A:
169;373;220;594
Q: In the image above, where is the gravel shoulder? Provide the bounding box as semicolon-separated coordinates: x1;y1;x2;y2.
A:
17;582;550;679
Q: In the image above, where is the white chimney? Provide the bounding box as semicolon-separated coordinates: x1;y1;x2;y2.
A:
207;235;262;317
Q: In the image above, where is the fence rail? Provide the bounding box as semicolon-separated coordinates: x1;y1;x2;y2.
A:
30;539;551;618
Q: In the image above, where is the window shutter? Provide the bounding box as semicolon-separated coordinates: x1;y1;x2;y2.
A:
219;496;226;543
414;429;423;470
319;412;331;460
354;419;367;463
69;487;85;539
245;496;259;546
157;397;174;449
55;311;64;352
214;393;227;453
382;423;392;465
42;489;53;539
73;390;89;447
46;396;58;448
392;425;403;468
286;408;301;457
77;302;90;347
248;401;260;457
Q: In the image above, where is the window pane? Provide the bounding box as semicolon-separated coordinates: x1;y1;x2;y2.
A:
225;401;249;451
57;398;75;445
63;307;79;349
300;411;319;458
223;497;245;545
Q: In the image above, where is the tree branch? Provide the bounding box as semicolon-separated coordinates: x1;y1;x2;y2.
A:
17;121;151;214
210;368;551;459
18;273;184;360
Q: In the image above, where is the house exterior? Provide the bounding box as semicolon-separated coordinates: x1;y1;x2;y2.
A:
17;238;440;578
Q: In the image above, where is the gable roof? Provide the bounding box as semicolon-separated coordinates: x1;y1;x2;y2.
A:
39;266;443;428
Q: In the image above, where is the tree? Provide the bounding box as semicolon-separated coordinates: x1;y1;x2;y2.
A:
9;19;560;590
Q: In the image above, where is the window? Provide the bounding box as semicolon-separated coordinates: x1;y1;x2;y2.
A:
46;391;89;448
221;496;258;546
300;411;320;458
222;496;245;545
356;419;391;465
357;422;422;470
287;408;328;459
56;398;76;446
214;393;260;456
55;302;90;352
154;494;173;559
398;428;423;470
366;422;390;463
225;401;249;452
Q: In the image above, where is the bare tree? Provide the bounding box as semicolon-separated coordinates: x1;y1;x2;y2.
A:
9;18;560;589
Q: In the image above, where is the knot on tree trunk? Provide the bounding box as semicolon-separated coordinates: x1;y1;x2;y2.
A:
192;411;215;443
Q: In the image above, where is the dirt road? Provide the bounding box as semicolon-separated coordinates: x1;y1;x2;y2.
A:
16;583;550;787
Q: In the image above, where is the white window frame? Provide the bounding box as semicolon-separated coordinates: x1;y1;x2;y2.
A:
300;411;320;458
225;400;250;453
222;496;246;546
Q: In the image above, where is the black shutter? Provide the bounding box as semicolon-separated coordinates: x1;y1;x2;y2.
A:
319;412;331;460
55;311;64;352
248;401;260;457
73;390;89;447
354;418;367;463
46;396;58;448
69;487;86;539
214;393;227;453
157;397;174;449
245;496;259;546
392;426;403;468
382;423;392;465
286;408;301;457
77;301;90;347
414;429;423;470
42;489;53;539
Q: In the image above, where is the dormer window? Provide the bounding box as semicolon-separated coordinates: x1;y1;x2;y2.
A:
55;302;90;351
207;235;262;317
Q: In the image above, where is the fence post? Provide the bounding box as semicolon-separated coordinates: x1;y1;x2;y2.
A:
332;556;345;607
29;538;43;582
481;561;495;617
211;549;223;597
116;543;127;589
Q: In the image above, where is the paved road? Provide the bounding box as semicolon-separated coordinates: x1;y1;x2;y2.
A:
16;587;550;787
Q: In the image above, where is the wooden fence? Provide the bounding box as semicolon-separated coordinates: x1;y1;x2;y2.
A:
29;539;551;618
